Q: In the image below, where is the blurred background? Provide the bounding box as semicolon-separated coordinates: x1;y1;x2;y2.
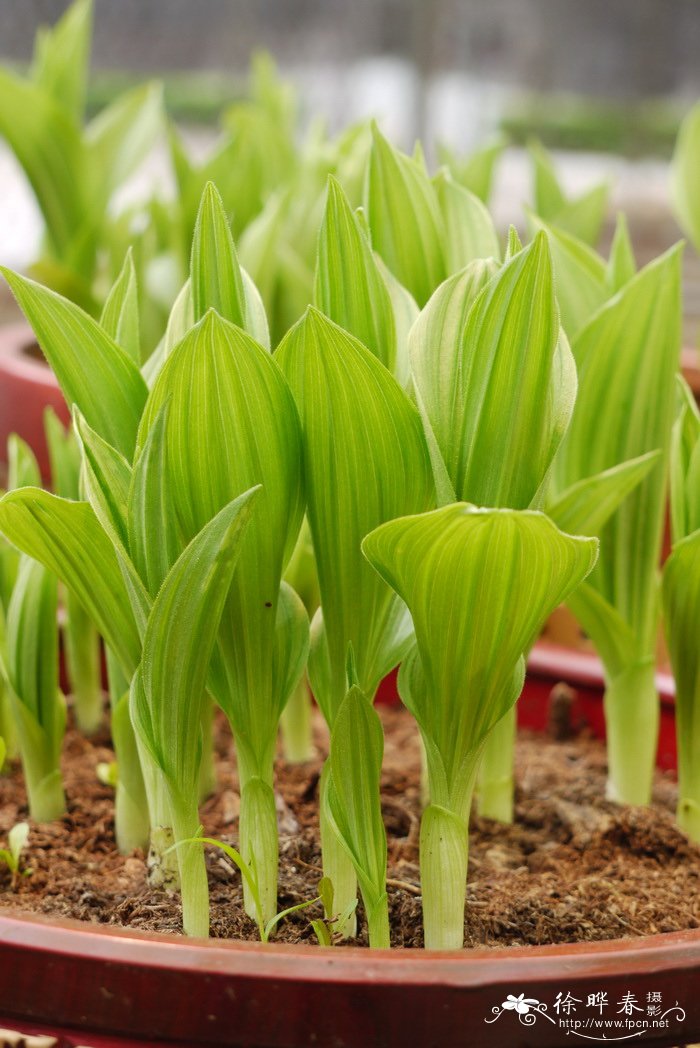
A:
1;0;700;331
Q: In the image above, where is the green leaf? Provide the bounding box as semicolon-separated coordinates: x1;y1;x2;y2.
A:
326;685;388;947
410;233;575;510
555;245;683;652
0;69;88;260
438;137;505;203
1;269;147;459
85;81;163;204
606;213;636;294
8;821;29;866
669;378;700;544
139;310;305;777
190;182;247;327
314;176;396;373
44;409;81;500
526;212;608;338
547;452;661;538
131;487;259;793
433;170;500;272
127;402;182;598
7;436;41;491
366;123;445;306
31;0;92;120
5;557;58;733
662;531;700;838
72;409;132;554
100;249;140;363
0;489;140;679
276;307;435;723
530;141;607;245
672;101;700;254
362;505;598;807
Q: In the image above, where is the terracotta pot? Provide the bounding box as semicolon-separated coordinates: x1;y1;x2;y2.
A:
0;321;68;483
0;898;697;1047
0;645;689;1048
682;344;700;400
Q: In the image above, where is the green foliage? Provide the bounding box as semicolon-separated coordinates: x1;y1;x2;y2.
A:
410;233;574;510
529;140;609;246
0;820;31;887
663;380;700;841
672;101;700;254
0;0;162;305
363;504;597;947
554;246;683;804
366;123;446;306
326;685;389;948
437;137;506;204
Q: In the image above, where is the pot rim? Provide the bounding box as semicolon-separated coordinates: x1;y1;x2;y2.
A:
1;910;699;985
528;641;675;707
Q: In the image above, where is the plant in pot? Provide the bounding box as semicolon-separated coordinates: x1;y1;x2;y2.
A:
0;135;697;1048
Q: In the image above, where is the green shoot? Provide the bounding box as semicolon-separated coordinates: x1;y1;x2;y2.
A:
0;821;31;889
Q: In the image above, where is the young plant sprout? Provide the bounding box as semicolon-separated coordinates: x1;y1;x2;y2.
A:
276;306;434;933
553;246;682;805
0;818;31;889
326;679;390;949
44;408;104;736
172;831;323;944
363;504;598;949
528;140;609;246
663;381;700;840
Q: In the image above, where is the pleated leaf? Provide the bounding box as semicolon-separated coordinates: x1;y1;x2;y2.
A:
410;233;576;510
315;176;396;374
31;0;92;121
327;686;387;928
530;141;608;245
669;378;700;544
547;452;660;538
662;532;700;811
526;213;608;338
672;102;700;253
0;489;140;678
555;245;683;654
5;556;59;736
100;249;140;363
1;269;147;459
131;488;259;793
276;307;435;724
433;171;500;272
0;70;88;260
365;123;445;306
190;182;246;327
362;505;598;802
139;310;305;767
85;81;163;204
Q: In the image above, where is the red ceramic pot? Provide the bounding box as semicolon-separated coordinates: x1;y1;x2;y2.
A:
0;645;691;1048
0;321;68;483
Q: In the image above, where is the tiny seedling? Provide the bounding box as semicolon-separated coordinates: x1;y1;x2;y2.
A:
0;821;31;889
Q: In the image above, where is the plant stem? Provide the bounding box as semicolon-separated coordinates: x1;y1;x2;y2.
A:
477;705;515;823
0;683;18;762
280;676;315;763
420;803;469;950
168;788;209;938
604;658;658;805
367;894;391;949
237;748;279;927
64;591;103;735
25;763;66;822
107;652;149;854
198;696;217;803
320;763;357;938
676;689;700;842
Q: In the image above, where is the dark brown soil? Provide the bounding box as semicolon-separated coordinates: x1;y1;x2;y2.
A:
0;697;698;950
